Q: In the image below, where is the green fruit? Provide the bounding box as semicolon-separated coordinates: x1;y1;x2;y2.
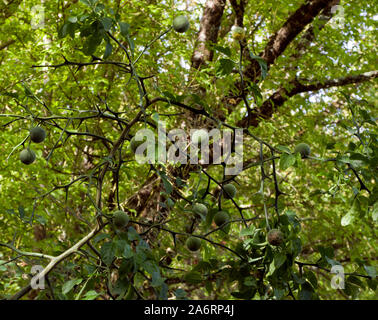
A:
192;203;208;216
294;143;311;158
113;210;129;229
223;184;237;199
214;211;229;227
20;148;36;165
172;15;190;33
267;229;284;246
130;136;146;153
186;236;201;251
30;127;46;143
231;26;245;41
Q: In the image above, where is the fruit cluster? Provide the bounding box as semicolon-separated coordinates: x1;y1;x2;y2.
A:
20;127;47;165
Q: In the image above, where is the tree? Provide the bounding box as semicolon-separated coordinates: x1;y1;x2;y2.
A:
0;0;376;300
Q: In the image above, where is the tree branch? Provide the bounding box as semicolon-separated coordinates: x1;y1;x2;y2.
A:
260;0;329;68
224;0;331;110
238;70;378;127
0;39;15;51
191;0;226;69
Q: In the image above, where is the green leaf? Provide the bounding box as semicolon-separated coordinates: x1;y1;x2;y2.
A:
174;288;187;300
280;153;296;170
268;252;286;275
101;17;113;32
184;271;202;284
243;276;257;287
275;145;291;154
151;271;165;287
93;233;111;243
341;208;355;226
216;58;235;77
160;174;173;194
100;241;116;266
82;290;99;300
298;282;313;300
274;252;286;269
80;0;92;6
18;205;25;219
158;283;168;300
305;270;318;288
318;246;334;260
126;35;135;56
240;226;255;237
249;53;267;79
119;22;130;37
111;278;129;298
364;265;376;279
58;22;70;39
103;41;113;59
341;200;360;226
62;278;83;295
249;83;263;105
127;226;141;241
68;16;78;24
213;45;232;57
83;34;103;55
151;112;159;123
372;201;378;222
115;240;133;259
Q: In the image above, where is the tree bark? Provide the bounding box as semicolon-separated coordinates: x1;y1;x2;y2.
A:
191;0;227;69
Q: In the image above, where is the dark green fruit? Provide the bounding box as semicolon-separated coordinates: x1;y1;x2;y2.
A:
172;15;190;33
214;211;229;227
192;203;208;216
20;148;36;165
223;184;237;199
30;127;46;143
130;136;146;153
186;236;201;251
267;229;284;246
294;143;311;158
113;210;129;229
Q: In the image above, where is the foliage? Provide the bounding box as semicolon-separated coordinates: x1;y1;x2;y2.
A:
0;0;376;300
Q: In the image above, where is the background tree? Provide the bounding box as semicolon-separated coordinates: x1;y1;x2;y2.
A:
0;0;376;300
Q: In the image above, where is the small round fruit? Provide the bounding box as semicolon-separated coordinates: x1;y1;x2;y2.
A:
186;236;201;251
231;26;245;41
213;211;229;227
113;210;129;229
20;148;36;165
130;136;146;153
223;184;237;199
30;127;46;143
172;15;190;33
267;229;284;246
192;203;208;216
294;143;311;158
